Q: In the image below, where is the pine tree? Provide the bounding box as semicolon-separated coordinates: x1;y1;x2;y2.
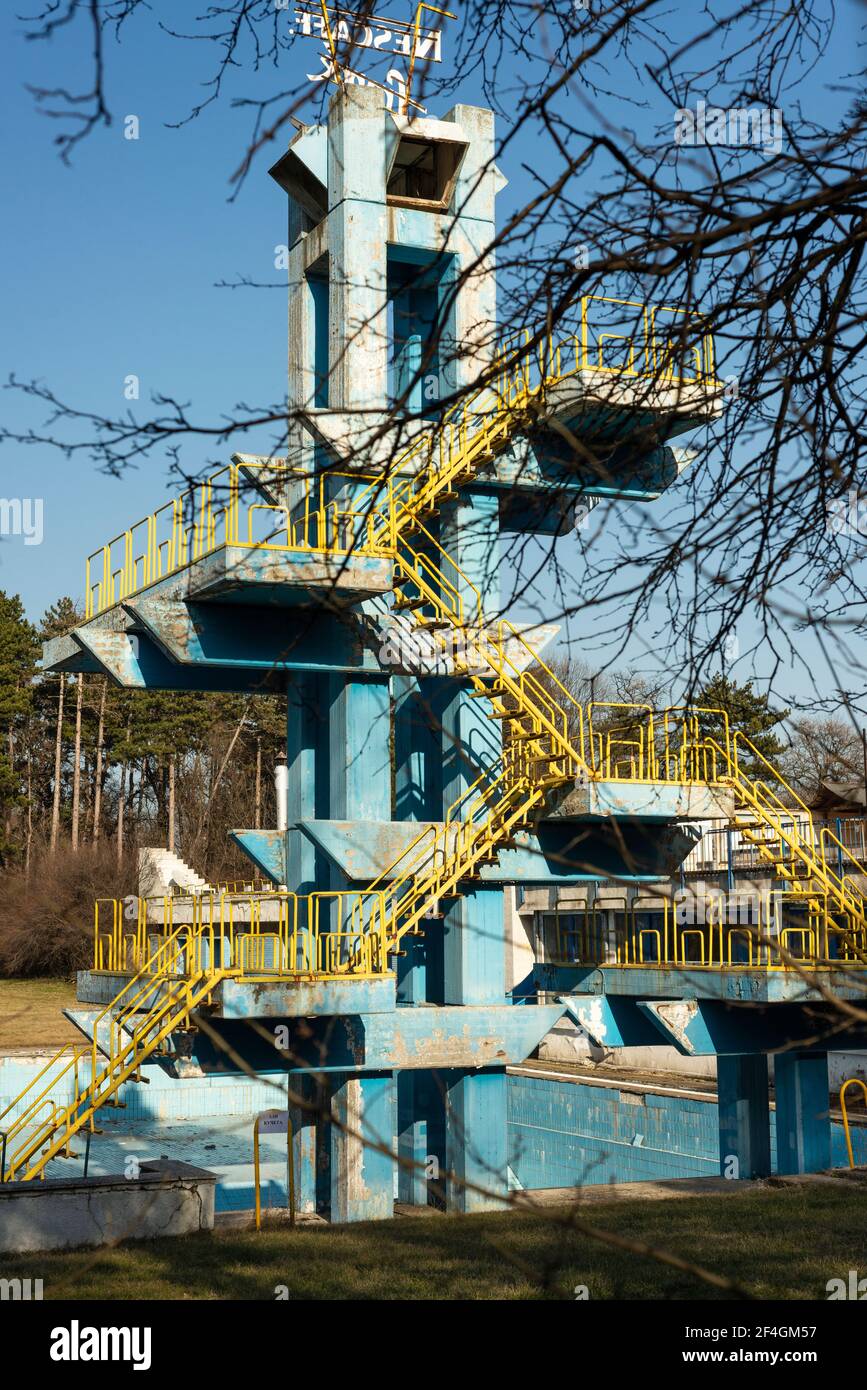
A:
695;674;789;783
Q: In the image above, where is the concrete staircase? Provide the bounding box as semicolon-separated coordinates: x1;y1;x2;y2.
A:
138;848;211;899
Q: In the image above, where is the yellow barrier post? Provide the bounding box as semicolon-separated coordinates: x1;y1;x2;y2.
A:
839;1077;867;1169
254;1109;296;1231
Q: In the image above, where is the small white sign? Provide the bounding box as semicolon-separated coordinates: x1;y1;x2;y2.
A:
258;1109;290;1134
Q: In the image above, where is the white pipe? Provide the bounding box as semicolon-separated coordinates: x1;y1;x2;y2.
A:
274;762;289;833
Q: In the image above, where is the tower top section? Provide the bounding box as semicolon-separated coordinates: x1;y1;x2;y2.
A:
270;85;505;229
270;85;506;466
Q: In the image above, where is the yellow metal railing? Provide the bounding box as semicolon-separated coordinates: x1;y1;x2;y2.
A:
721;733;867;938
4;885;391;1179
0;1045;93;1180
1;933;230;1183
84;460;393;619
546;888;867;973
683;814;867;874
83;297;718;619
92;890;390;981
840;1078;867;1168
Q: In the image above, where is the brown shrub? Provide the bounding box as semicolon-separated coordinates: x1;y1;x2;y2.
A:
0;844;136;978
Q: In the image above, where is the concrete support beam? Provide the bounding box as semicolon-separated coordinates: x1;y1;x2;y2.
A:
394;675;443;822
443;886;505;1007
394;678;431;1008
396;1073;429;1206
286;673;329;893
328;674;392;825
775;1050;831;1175
324;667;393;941
441;104;498;390
441;884;511;1211
288;1074;318;1215
434;489;511;1212
439;491;502;809
445;1069;510;1213
717;1053;771;1179
328;1072;394;1223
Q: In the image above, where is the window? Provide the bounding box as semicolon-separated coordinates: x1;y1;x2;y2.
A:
386;137;465;210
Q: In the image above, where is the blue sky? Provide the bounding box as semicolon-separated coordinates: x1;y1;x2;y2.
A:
0;1;861;712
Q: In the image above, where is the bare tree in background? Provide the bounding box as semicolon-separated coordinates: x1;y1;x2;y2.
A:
3;0;864;716
3;0;867;1298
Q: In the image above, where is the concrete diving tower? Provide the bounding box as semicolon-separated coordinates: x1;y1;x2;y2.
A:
32;83;731;1220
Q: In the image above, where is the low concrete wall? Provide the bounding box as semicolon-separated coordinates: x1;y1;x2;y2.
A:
0;1160;215;1253
508;1072;867;1189
534;1019;867;1089
0;1053;283;1124
536;1018;719;1079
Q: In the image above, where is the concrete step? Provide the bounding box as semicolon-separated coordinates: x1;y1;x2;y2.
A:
63;1003;195;1079
63;1008;137;1058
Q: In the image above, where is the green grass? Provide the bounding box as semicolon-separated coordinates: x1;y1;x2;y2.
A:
0;977;79;1050
3;1185;863;1300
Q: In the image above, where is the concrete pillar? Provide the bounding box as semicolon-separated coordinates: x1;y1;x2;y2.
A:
396;1075;429;1206
439;491;502;810
288;242;321;402
775;1050;831;1174
394;674;441;822
394;672;437;1206
285;183;320;470
442;887;509;1212
446;1068;509;1214
396;1068;449;1209
441;105;498;392
326;676;394;1220
285;673;329;895
441;886;509;1212
328;1072;395;1224
327;669;391;943
287;1073;317;1216
326;85;388;411
717;1053;771;1179
328;673;391;825
435;490;509;1212
443;885;505;1006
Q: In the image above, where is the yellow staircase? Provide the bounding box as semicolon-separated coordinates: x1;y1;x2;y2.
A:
716;734;867;949
340;349;867;964
0;931;229;1182
79;315;867;975
19;308;862;1180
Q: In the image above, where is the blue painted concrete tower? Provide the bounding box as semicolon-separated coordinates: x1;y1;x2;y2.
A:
254;86;701;1215
267;88;548;1214
37;83;732;1214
